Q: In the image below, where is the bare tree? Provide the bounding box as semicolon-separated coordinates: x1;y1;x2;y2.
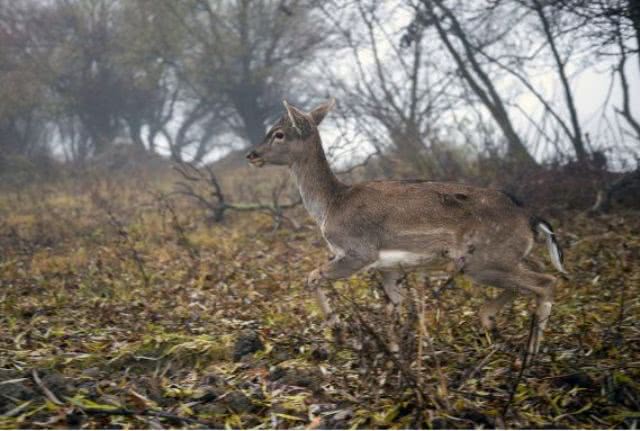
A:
558;0;640;143
172;161;302;228
153;0;331;153
0;1;52;159
1;0;190;162
453;0;594;163
321;1;462;177
529;0;588;162
416;0;537;167
614;23;640;141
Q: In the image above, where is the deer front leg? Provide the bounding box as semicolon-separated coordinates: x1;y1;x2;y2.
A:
381;271;406;353
381;271;406;309
306;253;373;327
478;289;518;332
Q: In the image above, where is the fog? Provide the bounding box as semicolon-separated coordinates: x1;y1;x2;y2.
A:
2;0;639;171
2;2;640;429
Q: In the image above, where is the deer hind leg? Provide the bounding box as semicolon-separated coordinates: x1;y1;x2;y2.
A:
516;269;555;356
380;271;406;353
478;288;518;331
469;265;556;356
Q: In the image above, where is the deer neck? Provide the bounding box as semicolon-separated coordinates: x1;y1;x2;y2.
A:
290;134;343;226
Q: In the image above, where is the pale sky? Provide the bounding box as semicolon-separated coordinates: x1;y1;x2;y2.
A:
314;3;640;170
179;2;640;170
512;52;640;164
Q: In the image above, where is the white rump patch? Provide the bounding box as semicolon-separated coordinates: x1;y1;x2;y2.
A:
368;250;430;269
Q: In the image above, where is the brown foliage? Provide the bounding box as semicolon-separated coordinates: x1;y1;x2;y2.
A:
0;172;639;428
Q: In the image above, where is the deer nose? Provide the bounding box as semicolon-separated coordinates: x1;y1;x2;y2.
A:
246;150;259;160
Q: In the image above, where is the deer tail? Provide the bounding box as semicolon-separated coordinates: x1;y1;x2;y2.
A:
533;217;567;274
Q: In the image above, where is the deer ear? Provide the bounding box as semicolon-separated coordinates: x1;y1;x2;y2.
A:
283;100;305;135
309;98;335;126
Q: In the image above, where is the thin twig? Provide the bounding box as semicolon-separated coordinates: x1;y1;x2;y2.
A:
457;347;499;390
501;315;535;419
32;370;63;405
419;285;450;409
328;283;442;411
80;407;217;427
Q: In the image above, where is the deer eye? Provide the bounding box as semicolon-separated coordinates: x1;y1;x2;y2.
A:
274;132;284;140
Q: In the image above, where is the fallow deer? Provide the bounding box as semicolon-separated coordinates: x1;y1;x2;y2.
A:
246;99;566;355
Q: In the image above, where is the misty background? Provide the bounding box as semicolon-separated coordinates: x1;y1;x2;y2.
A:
2;0;638;179
3;2;640;429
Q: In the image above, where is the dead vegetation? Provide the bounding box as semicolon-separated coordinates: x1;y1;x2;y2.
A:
0;175;639;429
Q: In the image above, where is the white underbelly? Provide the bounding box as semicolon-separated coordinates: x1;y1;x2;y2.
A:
367;249;434;270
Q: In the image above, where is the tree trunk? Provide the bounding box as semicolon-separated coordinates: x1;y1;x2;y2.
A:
127;119;148;152
231;86;268;148
533;0;588;163
425;0;537;167
629;0;640;73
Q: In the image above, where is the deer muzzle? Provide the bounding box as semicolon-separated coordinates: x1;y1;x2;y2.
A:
245;150;265;167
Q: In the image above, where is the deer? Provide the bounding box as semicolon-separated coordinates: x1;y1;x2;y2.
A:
246;98;566;356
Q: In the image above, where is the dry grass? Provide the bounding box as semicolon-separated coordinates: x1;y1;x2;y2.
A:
0;175;639;429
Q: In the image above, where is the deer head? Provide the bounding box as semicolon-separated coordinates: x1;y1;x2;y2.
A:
246;99;335;167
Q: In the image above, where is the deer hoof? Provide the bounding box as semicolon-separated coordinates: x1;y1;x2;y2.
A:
327;313;341;327
483;327;501;345
479;313;497;331
389;341;400;353
306;269;324;288
331;324;346;345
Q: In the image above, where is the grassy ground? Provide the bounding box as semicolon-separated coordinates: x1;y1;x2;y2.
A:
0;177;639;429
